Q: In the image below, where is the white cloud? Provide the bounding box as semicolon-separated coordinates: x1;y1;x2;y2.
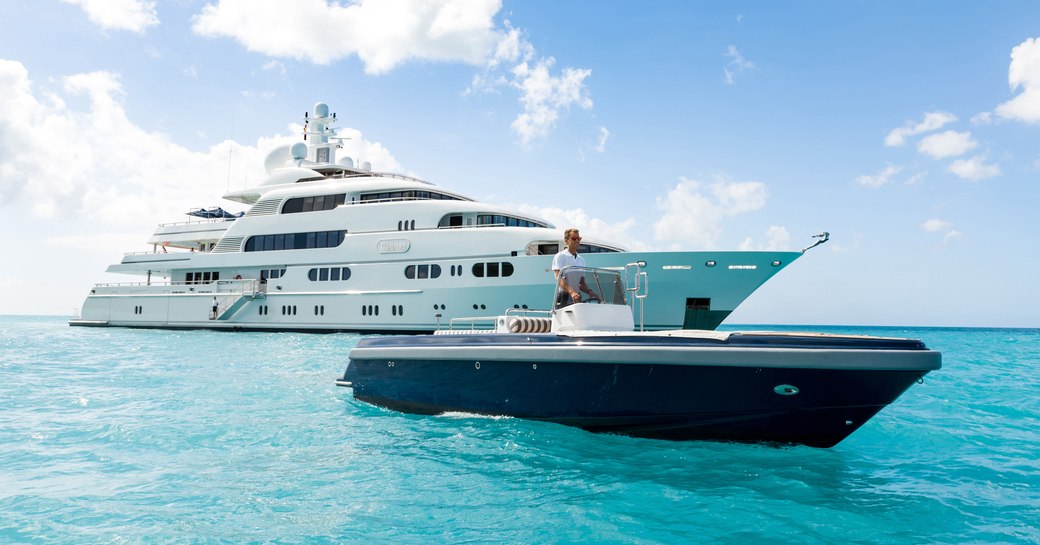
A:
192;0;501;72
63;0;159;33
739;226;791;251
856;164;903;188
970;111;993;125
653;177;767;249
0;59;400;225
921;218;952;232
513;205;648;251
262;60;287;75
917;130;977;159
922;219;962;243
995;37;1040;123
904;170;928;185
594;126;610;153
884;111;957;146
0;275;27;290
194;1;592;145
510;58;592;145
948;155;1001;181
723;45;754;85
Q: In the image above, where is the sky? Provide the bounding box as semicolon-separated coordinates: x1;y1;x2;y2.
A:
1;0;1038;327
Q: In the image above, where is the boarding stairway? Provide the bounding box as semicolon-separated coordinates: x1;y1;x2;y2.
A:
213;279;266;320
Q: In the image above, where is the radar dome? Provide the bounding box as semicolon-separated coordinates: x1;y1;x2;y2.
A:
314;102;329;118
263;144;292;174
290;142;308;162
338;156;355;168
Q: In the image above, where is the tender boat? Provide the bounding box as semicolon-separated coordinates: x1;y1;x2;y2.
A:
70;101;826;333
338;265;941;447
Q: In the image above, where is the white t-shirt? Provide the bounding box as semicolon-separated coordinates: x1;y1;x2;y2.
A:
552;250;585;289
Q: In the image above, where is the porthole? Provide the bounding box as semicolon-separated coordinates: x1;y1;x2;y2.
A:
771;260;782;267
706;260;717;267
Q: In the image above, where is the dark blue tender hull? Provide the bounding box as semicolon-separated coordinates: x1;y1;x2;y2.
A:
341;332;940;447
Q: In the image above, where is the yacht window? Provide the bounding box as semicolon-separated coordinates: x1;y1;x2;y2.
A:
417;265;429;279
282;193;346;214
430;264;441;278
405;265;415;279
361;190;462;202
438;214;464;228
578;244;621;254
470;262;513;278
245;230;347;252
308;266;351;281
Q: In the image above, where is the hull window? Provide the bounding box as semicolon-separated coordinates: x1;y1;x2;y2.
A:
308;267;351;281
472;262;514;278
404;264;442;279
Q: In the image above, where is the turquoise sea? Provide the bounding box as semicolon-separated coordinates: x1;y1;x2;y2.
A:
1;316;1037;545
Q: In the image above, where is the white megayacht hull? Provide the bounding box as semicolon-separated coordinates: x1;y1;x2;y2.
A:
72;247;801;332
70;101;818;333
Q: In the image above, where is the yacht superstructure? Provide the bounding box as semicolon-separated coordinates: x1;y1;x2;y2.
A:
70;102;820;332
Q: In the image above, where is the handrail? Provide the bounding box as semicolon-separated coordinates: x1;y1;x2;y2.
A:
504;308;552;318
157;218;236;228
444;316;499;331
92;279;260;292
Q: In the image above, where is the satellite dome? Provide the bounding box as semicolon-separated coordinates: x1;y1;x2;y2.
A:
338;156;355;168
314;102;329;118
290;142;308;162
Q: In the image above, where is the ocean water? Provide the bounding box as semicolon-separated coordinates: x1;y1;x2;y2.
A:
0;316;1037;545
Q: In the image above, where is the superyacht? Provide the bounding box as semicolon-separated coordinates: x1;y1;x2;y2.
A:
70;102;824;332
